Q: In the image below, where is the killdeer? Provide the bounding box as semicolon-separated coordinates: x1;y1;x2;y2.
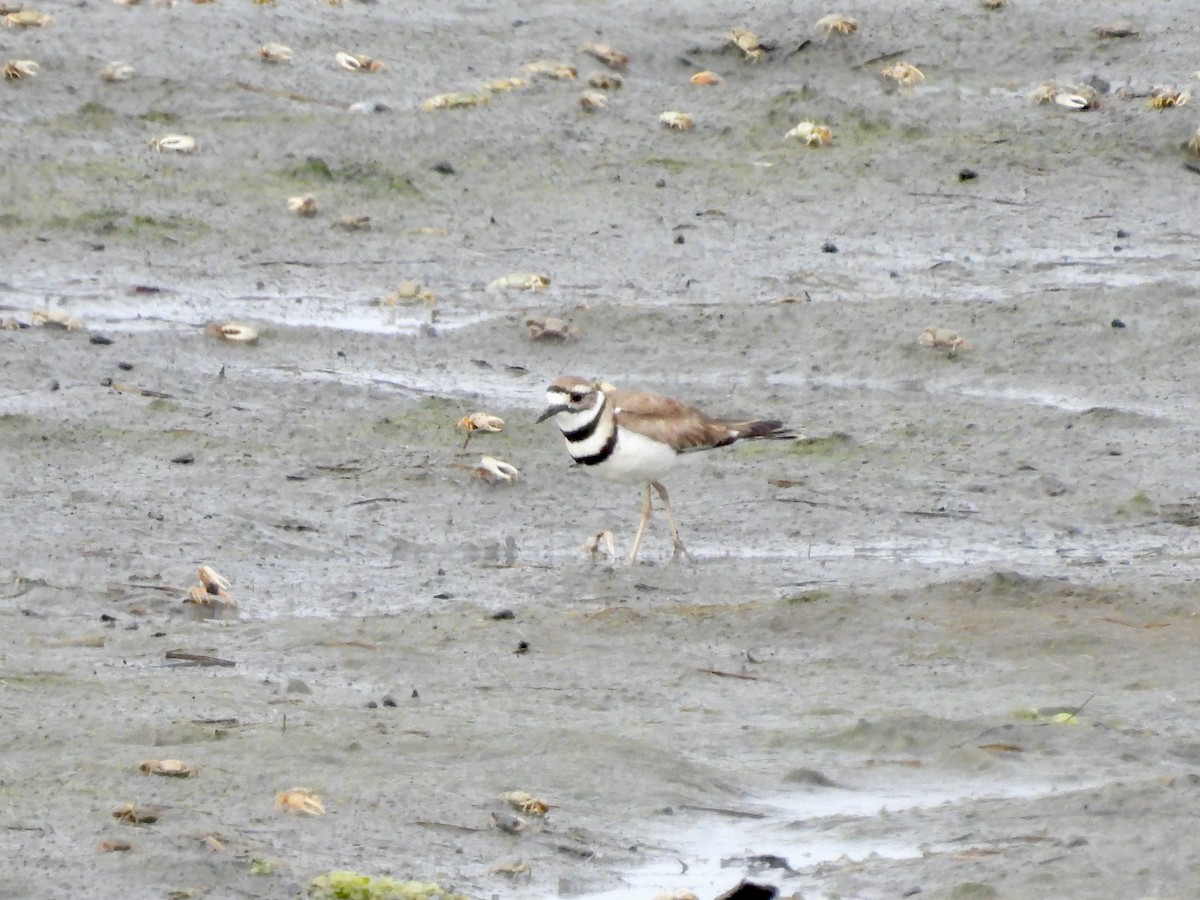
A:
537;375;792;563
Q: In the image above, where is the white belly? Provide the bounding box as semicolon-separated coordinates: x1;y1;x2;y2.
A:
587;427;688;484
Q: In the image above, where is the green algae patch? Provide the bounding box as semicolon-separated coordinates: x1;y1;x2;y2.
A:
308;871;468;900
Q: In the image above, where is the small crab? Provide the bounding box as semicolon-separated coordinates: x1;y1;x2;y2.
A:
331;214;371;231
1091;20;1138;39
587;71;622;90
1148;89;1189;109
96;840;134;853
99;61;133;82
274;788;326;816
1187;126;1200;156
287;195;318;217
581;42;628;71
470;456;520;485
814;14;858;37
3;9;52;26
481;77;527;93
382;280;435;305
584;530;616;562
981;0;1007;8
525;316;578;341
31;309;82;330
457;412;504;449
335;51;386;73
726;28;767;63
522;60;576;80
579;89;608;111
659;110;694;130
784;120;832;146
185;563;236;610
881;62;924;87
3;59;37;79
690;70;724;86
421;91;488;111
490;862;532;879
258;42;292;63
488;272;550;293
205;322;258;343
111;803;162;824
1031;83;1099;110
499;791;549;816
148;133;196;153
139;759;194;777
917;327;972;353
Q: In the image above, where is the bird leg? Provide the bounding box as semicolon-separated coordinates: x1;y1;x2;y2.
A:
627;483;654;565
651;481;693;562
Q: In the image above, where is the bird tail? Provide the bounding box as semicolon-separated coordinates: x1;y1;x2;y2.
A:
737;419;796;440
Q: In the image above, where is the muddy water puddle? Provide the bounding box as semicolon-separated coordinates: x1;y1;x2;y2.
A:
578;773;1094;900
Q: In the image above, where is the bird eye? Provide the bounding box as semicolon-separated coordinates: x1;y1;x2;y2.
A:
569;392;583;402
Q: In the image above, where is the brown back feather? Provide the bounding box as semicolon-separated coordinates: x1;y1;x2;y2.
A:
609;388;789;451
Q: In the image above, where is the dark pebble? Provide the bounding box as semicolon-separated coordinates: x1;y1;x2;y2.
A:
117;362;133;371
432;161;456;175
1116;228;1130;238
674;234;685;244
432;591;453;600
514;640;530;655
411;688;419;699
381;696;398;708
655;177;667;188
958;168;978;181
1111;318;1126;328
490;609;515;620
49;380;60;392
366;700;378;709
821;241;838;253
100;613;117;623
171;452;196;465
90;334;114;345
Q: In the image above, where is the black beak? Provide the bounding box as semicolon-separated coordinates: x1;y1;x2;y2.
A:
537;404;566;424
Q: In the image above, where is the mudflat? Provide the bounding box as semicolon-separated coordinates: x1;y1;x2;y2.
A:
2;1;1200;898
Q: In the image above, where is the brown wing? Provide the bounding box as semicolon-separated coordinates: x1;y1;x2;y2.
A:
609;388;741;451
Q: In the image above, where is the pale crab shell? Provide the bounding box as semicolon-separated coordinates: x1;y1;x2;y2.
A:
421;91;488;111
457;413;505;434
1053;93;1090;110
580;42;628;71
287;195;319;217
659;110;694;130
726;29;766;62
474;456;519;484
499;791;549;815
3;9;53;26
814;14;858;36
784;120;832;146
525;316;578;341
1091;20;1138;38
197;564;231;593
917;327;972;351
205;322;258;343
3;59;38;79
690;70;724;86
31;309;82;330
481;76;527;93
881;62;924;86
258;42;292;63
139;759;194;777
383;280;435;304
336;51;385;73
579;89;608;111
487;272;550;293
99;61;133;82
1148;90;1189;109
274;788;326;816
522;60;576;80
1187;126;1200;156
149;133;197;152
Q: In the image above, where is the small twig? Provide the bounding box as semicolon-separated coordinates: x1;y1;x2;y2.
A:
165;650;236;668
234;80;343;108
348;496;408;507
698;667;758;681
678;803;767;820
907;191;1033;207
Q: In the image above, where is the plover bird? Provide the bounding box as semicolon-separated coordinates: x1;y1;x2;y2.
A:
537;375;792;563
